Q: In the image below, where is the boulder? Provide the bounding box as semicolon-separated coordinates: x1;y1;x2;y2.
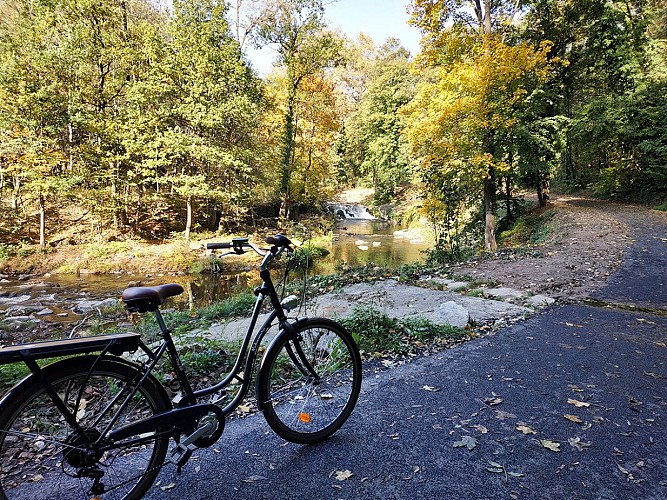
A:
434;301;470;328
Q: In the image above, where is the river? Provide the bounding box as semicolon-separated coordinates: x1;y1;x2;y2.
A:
0;218;432;325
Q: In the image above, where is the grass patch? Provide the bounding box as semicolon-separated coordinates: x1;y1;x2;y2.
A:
498;209;556;247
339;305;467;358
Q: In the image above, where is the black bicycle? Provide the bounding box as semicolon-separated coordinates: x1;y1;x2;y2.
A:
0;234;362;500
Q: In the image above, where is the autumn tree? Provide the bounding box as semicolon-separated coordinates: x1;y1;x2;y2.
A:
252;0;342;217
341;38;417;204
406;0;554;251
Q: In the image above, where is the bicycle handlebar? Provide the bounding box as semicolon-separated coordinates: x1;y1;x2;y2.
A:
206;242;233;250
206;234;292;257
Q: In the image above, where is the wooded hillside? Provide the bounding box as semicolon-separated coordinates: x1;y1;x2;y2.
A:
1;0;665;258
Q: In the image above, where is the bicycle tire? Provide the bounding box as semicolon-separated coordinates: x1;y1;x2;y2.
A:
257;318;362;444
0;355;171;500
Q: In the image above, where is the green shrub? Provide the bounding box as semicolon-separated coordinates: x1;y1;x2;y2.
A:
339;305;467;357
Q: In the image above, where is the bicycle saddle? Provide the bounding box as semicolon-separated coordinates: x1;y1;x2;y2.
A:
121;283;184;313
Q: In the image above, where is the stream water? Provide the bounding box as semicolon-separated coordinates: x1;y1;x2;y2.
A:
0;213;432;326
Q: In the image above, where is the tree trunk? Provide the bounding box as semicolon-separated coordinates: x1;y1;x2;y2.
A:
279;86;296;218
537;176;550;207
39;193;46;249
484;172;497;251
11;173;20;210
185;195;193;241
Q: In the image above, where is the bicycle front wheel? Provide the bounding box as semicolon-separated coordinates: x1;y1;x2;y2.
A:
0;356;171;500
257;318;362;444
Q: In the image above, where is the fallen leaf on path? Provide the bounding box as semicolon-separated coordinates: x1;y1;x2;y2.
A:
568;437;592;451
237;404;252;414
567;398;590;408
484;397;503;406
495;410;517;419
565;322;583;328
453;435;477;451
422;385;440;392
617;464;634;479
473;424;488;434
516;423;536;435
160;483;177;491
242;475;267;483
334;470;354;481
486;461;504;474
564;414;583;424
540;439;561;452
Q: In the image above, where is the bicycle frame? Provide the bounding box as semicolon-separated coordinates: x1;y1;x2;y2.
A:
0;235;314;460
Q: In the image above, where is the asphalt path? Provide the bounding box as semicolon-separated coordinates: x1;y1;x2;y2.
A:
146;214;667;500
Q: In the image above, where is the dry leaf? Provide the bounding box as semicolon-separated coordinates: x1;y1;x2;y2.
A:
567;398;590;408
540;439;561;452
473;424;488;434
160;483;177;491
516;423;536;435
484;396;503;406
242;475;267;483
422;385;440;392
564;414;583;424
568;437;592;451
237;404;252;414
495;410;517;419
486;465;504;474
453;435;477;451
334;470;354;481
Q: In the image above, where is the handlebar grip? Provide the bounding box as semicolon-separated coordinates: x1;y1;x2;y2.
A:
265;234;292;247
206;242;233;250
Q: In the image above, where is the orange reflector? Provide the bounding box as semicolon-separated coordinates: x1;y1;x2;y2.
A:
299;412;312;423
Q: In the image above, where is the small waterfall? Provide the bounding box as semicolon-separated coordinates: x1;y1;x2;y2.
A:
326;203;378;220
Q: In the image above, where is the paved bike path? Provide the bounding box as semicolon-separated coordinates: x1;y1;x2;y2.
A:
147;214;667;500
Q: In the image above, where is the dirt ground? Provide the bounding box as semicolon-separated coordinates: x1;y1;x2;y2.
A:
448;195;666;302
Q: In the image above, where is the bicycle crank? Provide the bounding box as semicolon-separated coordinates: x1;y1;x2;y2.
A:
169;417;223;470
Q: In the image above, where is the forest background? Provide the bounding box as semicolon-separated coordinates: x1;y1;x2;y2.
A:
0;0;666;273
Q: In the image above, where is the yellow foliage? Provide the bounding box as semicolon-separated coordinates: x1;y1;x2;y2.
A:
402;35;554;183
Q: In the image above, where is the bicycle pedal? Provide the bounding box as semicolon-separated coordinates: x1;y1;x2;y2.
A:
168;419;216;469
169;442;194;469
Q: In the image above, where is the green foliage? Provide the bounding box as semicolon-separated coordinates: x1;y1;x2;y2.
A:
177;338;235;377
196;292;256;322
338;305;466;356
1;0;665;250
498;210;555;247
0;244;11;261
0;361;30;390
340;39;417;204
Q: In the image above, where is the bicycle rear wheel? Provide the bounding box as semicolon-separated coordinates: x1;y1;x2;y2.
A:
257;318;362;444
0;356;171;500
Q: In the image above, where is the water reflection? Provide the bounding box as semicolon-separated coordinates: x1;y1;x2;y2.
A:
0;221;432;322
320;220;430;270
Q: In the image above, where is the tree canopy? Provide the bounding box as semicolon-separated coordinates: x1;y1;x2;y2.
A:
0;0;665;256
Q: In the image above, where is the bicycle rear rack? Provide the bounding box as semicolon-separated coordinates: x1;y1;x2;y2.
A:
0;333;141;365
